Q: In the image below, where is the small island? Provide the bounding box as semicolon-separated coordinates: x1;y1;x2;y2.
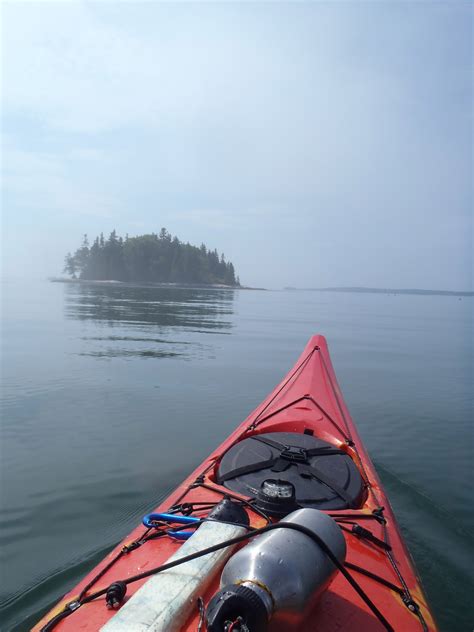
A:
284;286;473;297
63;229;240;286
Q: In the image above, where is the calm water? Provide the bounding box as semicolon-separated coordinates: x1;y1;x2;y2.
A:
1;280;473;631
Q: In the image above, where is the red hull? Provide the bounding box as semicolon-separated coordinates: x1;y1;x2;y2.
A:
34;336;437;631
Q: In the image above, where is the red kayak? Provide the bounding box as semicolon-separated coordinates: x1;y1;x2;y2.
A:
34;336;437;632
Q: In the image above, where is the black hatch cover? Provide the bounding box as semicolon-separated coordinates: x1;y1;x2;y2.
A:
217;432;364;511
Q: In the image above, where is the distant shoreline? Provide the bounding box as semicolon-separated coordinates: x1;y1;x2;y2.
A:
284;286;473;297
49;277;266;291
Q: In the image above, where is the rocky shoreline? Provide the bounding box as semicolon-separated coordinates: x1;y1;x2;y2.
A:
49;277;265;291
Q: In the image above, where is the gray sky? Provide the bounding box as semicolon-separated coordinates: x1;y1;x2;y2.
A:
2;1;472;289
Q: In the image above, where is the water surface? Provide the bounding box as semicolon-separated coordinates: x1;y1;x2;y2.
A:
1;280;472;631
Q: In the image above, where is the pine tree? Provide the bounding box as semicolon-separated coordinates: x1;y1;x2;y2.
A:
64;252;77;278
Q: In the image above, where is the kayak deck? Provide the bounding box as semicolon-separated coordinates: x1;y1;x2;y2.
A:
33;335;437;631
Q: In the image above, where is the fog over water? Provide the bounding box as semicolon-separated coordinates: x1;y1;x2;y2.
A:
1;4;473;631
2;2;472;290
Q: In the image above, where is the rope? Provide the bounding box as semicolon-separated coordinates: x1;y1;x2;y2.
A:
40;521;394;632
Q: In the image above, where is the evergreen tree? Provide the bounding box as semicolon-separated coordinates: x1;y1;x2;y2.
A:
64;252;77;278
73;234;90;276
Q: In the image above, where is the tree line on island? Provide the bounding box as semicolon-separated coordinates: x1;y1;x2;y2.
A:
64;229;240;286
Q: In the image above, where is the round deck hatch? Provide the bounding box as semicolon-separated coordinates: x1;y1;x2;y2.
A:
217;432;364;512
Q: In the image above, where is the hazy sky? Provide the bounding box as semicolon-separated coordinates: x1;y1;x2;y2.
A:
2;1;472;289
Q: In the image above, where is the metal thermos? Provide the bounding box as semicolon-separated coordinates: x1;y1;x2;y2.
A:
206;508;346;632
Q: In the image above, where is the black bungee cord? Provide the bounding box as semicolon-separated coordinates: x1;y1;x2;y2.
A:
40;520;395;632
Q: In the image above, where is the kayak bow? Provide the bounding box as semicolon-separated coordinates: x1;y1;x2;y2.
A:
33;335;437;632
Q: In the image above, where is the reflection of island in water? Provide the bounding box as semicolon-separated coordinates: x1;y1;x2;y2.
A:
64;283;236;360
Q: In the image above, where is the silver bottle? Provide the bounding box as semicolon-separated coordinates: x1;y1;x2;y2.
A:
206;508;346;631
